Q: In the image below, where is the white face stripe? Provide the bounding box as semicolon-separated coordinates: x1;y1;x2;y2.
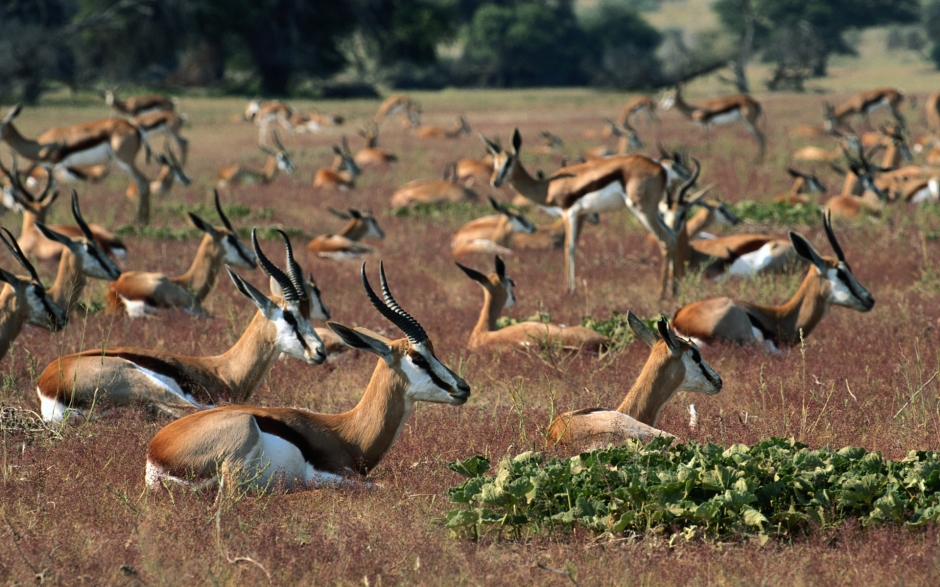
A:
402;342;465;405
269;304;326;364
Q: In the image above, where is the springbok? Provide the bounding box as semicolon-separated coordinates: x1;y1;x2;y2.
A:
510;214;600;250
374;94;420;125
454;153;495;187
243;100;296;143
659;85;765;160
583;120;643;160
826;87;905;130
216;133;295;190
825;154;888;220
105;192;257;317
546;313;721;448
144;262;470;490
451;197;535;257
125;144;192;199
0;158;126;260
457;256;608;353
774;168;827;205
617;95;658;126
0;105;154;224
354;123;398;167
307;208;385;260
389;163;479;208
673;214;874;352
132;110;189;165
926;92;940;129
105;90;175;117
483;129;694;296
0;228;68;360
414;116;471;139
37;236;328;422
314;137;361;191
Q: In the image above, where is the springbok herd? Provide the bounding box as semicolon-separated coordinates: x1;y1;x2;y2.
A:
0;84;936;492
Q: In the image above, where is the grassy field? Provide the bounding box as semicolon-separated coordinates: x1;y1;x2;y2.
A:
2;73;940;585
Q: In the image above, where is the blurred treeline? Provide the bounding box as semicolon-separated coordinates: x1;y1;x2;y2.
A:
1;0;938;102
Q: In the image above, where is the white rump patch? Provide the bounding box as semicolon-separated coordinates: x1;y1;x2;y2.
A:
38;387;69;422
120;296;151;318
910;179;940;204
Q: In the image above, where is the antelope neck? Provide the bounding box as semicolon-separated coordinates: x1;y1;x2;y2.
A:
615;345;683;426
204;310;282;402
171;234;222;303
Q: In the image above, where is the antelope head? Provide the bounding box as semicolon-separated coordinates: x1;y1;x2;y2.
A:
156;144;191;187
354;209;385;240
789;212;874;312
187;190;257;270
266;229;330;322
629;312;722;396
456;255;515;310
787;167;826;194
332;136;361;178
34;191;122;280
260;132;296;173
0;154;54;215
0;227;67;330
489;196;535;235
328;262;471;405
660;157;701;230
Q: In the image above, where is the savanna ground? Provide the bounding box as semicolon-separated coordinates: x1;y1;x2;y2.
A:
4;39;940;585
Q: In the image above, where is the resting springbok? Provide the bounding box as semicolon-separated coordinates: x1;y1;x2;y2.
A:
414;116;471;139
307;208;385;260
105;90;175;117
125;144;192;199
483;129;694;296
0;105;154;225
825;154;888;220
617;95;658;126
454;152;495;187
0;158;126;260
583;120;643;160
659;85;765;160
546;313;721;448
32;193;123;314
774;168;827;205
389;163;479;208
457;256;608;353
354;123;398;167
105;191;257;317
673;214;874;352
132;110;189;165
144;262;470;490
826;87;905;131
243;100;295;143
374;94;420;125
451;197;535;257
314;137;361;191
37;237;328;422
216;133;295;190
0;228;68;361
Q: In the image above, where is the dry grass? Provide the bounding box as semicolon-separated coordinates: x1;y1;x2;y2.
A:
1;83;940;585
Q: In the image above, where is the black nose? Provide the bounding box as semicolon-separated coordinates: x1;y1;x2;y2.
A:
453;379;471;397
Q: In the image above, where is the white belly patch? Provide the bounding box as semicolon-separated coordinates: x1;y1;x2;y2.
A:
729;243;775;276
706;110;743;126
135;364;203;407
574;181;626;214
56;142;113;169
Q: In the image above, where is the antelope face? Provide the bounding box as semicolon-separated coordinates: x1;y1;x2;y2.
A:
271;299;327;365
823;260;875;312
276;151;296;174
220;231;257;270
805;174;826;194
490;152;514;188
403;340;470;405
76;239;122;280
678;341;723;395
714;202;740;226
25;282;67;331
508;211;536;235
363;215;385;240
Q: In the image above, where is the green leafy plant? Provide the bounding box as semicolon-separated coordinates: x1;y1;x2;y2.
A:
496;311;552;330
731;201;821;226
445;438;940;541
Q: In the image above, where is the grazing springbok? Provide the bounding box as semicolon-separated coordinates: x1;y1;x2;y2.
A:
546;313;721;448
125;144;192;199
617;95;658;126
414;116;471;139
0;105;154;224
457;256;608;353
659;85;765;160
105;90;175;117
307;208;385;260
132;110;189;165
354;123;398;167
389;163;480;208
826;87;905;130
0;159;126;260
451;197;536;257
105;192;257;317
483;129;694;296
373;94;420;125
37;238;328;422
673;214;874;352
314;137;361;191
774;168;827;205
0;228;68;360
216;133;295;190
144;262;470;490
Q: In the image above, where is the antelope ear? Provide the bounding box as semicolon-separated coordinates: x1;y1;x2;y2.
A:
494;255;506;280
511;129;522;155
188;213;218;238
656;317;681;356
34;222;76;248
456;262;489;285
268;276;284;298
627;311;659;349
789;232;826;272
227;267;275;314
327;322;394;363
0;267;21;286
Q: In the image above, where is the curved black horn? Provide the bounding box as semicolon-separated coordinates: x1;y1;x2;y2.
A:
252;228;297;302
276;229;307;300
676;158;701;204
823;210;846;263
360;262;426;344
0;226;41;284
70;190;94;240
213;189;234;232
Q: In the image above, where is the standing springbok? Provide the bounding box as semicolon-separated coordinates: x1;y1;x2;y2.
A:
216;133;295;190
105;90;175;117
243;100;295;143
0;228;68;360
373;94;420;125
307;208;385;260
0;105;154;224
826;87;905;131
483;129;694;296
105;191;257;317
132;110;189;165
457;256;608;353
144;262;470;490
389;163;479;208
451;197;536;257
314;137;361;191
546;313;721;448
659;85;765;160
37;237;328;422
0;158;126;260
673;214;874;352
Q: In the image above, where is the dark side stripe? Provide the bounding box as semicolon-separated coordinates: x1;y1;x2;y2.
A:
253;415;332;473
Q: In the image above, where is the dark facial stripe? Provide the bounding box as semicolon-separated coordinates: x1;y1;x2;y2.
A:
407;349;454;392
281;310;311;353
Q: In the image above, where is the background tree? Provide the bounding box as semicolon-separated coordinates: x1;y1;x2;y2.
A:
580;1;662;89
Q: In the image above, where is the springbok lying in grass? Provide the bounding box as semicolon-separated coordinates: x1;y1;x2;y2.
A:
672;214;874;352
451;197;535;257
353;123;397;168
37;234;328;422
0;228;67;361
457;256;608;353
314;137;361;191
307;208;385;260
144;262;470;491
546;313;721;448
105;191;257;317
413;115;471;139
389;163;479;208
774;168;827;206
216;133;295;190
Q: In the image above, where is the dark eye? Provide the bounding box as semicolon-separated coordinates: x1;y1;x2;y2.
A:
412;354;429;368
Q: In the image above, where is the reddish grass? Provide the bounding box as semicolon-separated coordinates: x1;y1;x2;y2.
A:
1;90;940;585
